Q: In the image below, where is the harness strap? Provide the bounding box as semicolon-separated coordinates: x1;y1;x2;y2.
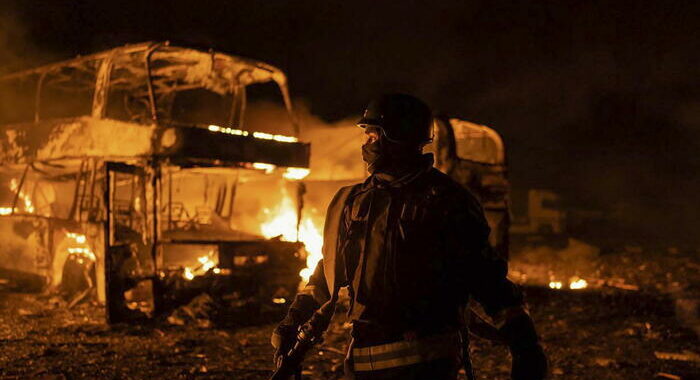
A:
321;185;359;294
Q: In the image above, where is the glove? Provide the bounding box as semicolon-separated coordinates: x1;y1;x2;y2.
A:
272;322;299;367
511;343;548;380
498;309;548;380
271;294;319;366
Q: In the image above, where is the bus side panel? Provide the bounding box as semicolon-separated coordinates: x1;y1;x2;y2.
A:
0;215;50;290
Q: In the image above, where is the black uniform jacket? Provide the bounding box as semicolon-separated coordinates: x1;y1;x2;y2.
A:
300;160;523;341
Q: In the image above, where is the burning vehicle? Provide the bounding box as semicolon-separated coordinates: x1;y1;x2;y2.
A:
0;42;318;323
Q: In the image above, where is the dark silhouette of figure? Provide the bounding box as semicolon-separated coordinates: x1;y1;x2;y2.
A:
273;94;547;380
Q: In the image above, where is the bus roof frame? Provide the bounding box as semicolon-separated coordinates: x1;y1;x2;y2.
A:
0;41;299;134
0;42;309;169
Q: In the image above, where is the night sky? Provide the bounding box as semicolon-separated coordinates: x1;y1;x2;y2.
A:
2;0;699;243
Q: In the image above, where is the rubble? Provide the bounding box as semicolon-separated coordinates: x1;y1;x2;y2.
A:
166;293;215;328
510;238;700;340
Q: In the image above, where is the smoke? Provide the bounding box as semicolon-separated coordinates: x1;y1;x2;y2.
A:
448;46;700;245
0;219;45;274
244;99;358;134
0;12;25;75
245;100;365;231
0;5;50;76
245;99;365;182
0;4;60;130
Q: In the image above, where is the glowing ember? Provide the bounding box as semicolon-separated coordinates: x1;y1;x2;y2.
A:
260;192;323;283
0;207;12;215
207;125;299;143
183;267;195;280
549;281;563;289
251;163;310;179
65;232;96;261
283;167;310;180
252;131;299;143
208;125;249;136
569;277;588;290
198;255;216;272
182;253;217;280
67;248;96;261
67;232;87;244
252;162;276;174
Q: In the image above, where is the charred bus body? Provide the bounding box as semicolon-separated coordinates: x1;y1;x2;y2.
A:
0;42;310;323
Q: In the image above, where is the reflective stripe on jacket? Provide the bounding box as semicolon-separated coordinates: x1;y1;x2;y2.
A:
351;332;459;372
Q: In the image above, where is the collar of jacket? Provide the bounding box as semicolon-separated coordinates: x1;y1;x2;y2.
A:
363;153;435;190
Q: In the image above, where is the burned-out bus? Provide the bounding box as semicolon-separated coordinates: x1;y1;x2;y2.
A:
0;42;311;323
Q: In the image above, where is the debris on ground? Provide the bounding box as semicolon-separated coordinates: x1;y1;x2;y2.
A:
0;246;698;379
167;293;216;328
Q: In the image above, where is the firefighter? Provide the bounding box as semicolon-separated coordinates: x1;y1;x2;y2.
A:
272;94;548;380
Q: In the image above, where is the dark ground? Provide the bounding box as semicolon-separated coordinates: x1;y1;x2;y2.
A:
1;246;698;380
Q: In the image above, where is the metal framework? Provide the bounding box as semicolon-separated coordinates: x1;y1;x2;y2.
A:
0;43;310;323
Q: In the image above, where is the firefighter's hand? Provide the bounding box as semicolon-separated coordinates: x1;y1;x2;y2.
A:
271;294;319;366
271;323;298;367
498;308;548;380
511;342;548;380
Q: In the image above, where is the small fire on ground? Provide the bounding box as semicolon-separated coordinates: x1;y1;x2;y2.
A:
549;276;588;290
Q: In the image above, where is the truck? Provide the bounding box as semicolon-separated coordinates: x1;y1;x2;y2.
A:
429;117;510;259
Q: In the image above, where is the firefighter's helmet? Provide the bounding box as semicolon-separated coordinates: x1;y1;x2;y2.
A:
357;93;432;145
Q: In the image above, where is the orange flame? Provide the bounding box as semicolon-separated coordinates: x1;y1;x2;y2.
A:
183;253;217;280
260;191;323;283
548;277;589;290
548;281;563;289
569;277;588;289
1;178;35;214
65;232;96;261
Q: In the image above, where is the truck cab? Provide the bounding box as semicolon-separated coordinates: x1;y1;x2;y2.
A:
428;117;510;259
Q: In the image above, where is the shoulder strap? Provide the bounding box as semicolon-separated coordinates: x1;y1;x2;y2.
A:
321;184;360;298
